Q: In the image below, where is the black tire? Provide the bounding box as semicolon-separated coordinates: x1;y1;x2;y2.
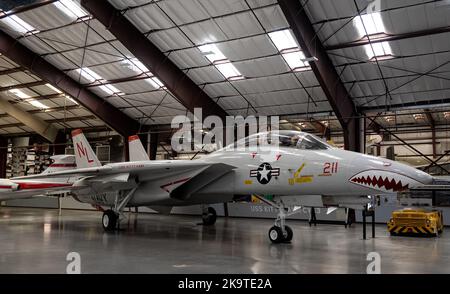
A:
202;207;217;226
268;226;284;243
102;210;118;231
283;225;293;242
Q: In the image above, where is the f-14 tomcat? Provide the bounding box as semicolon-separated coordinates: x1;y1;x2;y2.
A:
16;129;433;243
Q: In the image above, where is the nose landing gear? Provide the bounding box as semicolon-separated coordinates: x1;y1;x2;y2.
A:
253;195;300;244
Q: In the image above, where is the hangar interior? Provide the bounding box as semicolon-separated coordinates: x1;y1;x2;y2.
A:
1;0;450;273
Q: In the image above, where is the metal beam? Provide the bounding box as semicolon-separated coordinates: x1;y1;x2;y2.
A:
0;92;58;142
0;115;96;128
277;0;359;151
325;26;450;51
0;29;141;137
0;81;47;92
0;67;24;76
80;0;228;120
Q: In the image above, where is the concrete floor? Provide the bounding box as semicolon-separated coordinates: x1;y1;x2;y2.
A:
0;207;449;274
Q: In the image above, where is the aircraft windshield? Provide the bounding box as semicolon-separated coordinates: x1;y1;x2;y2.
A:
231;131;331;150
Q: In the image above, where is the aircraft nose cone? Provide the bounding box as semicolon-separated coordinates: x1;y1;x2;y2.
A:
348;154;433;192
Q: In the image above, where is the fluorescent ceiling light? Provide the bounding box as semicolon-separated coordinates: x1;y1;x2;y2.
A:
65;95;78;105
28;100;49;109
145;77;164;89
8;88;31;99
53;0;88;20
46;83;62;94
282;51;310;71
76;67;102;83
199;44;227;64
354;12;386;37
215;63;243;80
0;14;38;35
99;84;123;96
123;58;150;73
268;29;298;52
364;41;392;59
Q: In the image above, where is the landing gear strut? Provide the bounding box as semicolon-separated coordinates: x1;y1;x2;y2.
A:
102;186;138;232
253;195;299;244
202;206;217;226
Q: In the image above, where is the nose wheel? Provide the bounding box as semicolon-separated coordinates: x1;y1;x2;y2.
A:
252;194;301;244
269;225;293;243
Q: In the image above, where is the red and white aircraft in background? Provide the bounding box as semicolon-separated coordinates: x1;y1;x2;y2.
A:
0;155;76;201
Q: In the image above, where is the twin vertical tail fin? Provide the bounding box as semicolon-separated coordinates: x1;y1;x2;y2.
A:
41;155;76;174
128;135;149;162
71;129;102;168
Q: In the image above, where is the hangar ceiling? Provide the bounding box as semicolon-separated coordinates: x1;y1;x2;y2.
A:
0;0;449;142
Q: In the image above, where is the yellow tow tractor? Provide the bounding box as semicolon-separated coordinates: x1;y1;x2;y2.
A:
388;208;444;237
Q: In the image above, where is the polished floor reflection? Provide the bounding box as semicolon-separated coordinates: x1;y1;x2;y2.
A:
0;207;449;273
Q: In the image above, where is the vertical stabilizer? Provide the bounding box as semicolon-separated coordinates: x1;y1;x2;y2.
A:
128;135;149;162
71;129;101;168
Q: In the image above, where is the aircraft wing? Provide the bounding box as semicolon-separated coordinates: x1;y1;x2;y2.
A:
12;161;234;184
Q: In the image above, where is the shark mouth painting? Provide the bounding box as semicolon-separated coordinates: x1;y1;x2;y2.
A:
349;170;421;193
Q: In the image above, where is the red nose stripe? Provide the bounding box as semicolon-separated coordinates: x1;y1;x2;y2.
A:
0;185;13;189
351;175;409;192
17;183;72;190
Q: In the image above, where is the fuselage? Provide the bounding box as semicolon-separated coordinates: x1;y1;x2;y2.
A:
71;131;433;207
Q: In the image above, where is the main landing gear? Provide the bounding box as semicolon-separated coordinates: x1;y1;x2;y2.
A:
253;195;300;244
202;206;217;226
101;186;138;232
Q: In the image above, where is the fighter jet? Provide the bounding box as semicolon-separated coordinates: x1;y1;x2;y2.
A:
16;129;433;243
0;155;76;201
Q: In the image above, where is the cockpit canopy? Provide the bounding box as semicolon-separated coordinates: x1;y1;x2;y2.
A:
228;131;332;150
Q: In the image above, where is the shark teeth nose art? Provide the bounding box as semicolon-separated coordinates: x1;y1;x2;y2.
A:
349;170;421;192
350;175;408;192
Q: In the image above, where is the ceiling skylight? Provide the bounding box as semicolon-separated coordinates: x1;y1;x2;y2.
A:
65;95;78;105
123;58;150;73
8;89;30;99
145;77;164;89
268;29;311;71
99;84;123;96
0;14;38;35
199;43;244;80
53;0;89;21
268;30;298;52
365;41;393;60
354;12;386;37
28;100;49;109
76;67;102;83
76;67;124;96
8;88;49;109
46;83;63;94
215;63;244;80
353;12;393;60
283;51;309;71
199;44;227;63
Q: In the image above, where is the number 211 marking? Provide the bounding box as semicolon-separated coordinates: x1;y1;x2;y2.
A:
323;162;338;174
